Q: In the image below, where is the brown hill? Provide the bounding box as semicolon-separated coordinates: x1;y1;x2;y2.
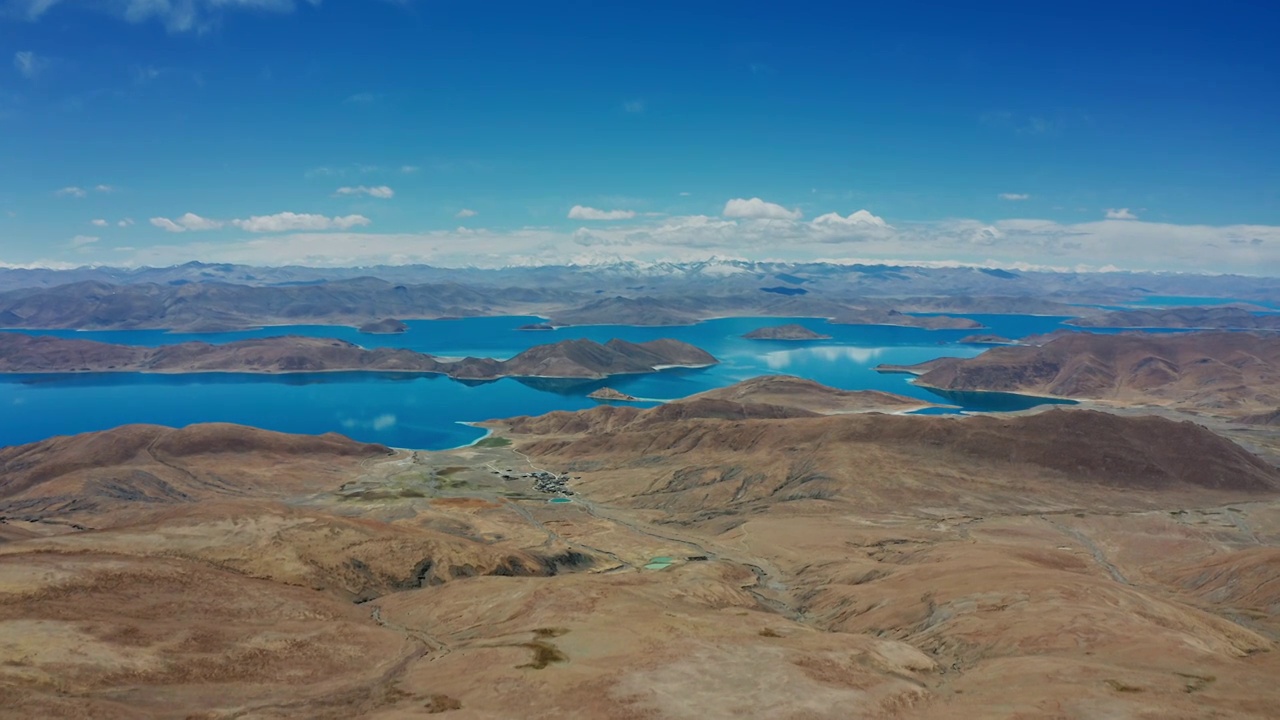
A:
1239;408;1280;425
0;278;581;331
5;410;1280;717
742;324;832;340
1068;306;1280;330
0;423;390;525
677;375;931;414
892;331;1280;416
0;333;443;374
548;296;700;326
831;309;983;329
499;408;1280;508
453;338;717;379
0;333;716;380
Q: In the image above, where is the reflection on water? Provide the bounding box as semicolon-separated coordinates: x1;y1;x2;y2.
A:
1;314;1089;450
763;345;885;369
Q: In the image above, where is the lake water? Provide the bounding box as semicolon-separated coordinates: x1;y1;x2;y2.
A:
1125;295;1280;310
2;314;1084;449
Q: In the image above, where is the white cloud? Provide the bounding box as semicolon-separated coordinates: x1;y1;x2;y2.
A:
58;207;1280;276
90;219;108;227
13;0;323;33
94;184;115;193
231;212;371;233
176;212;223;230
455;208;477;218
13;50;46;80
1105;208;1138;220
149;212;223;233
623;99;645;113
811;210;888;228
999;193;1030;201
118;218;134;227
678;191;691;197
336;185;394;199
149;211;369;234
55;186;86;198
69;234;98;247
400;165;420;174
568;205;637;221
723;197;802;220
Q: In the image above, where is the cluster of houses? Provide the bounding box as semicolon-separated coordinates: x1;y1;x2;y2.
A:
492;468;577;496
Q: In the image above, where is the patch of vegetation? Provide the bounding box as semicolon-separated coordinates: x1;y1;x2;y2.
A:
435;466;469;477
758;628;782;638
1105;679;1144;693
517;640;568;670
424;694;462;713
474;436;512;448
533;627;570;638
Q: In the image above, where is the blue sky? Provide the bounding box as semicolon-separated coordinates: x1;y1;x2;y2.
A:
1;0;1278;273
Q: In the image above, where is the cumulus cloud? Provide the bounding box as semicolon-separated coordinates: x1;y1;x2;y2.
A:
118;218;134;227
1105;208;1138;220
568;205;637;221
149;212;223;232
13;50;46;80
149;211;370;233
811;210;888;228
999;193;1030;201
723;197;802;220
90;219;108;227
69;234;98;247
54;186;86;198
336;185;394;199
455;208;477;218
10;0;323;33
94;184;115;193
232;212;371;233
176;212;223;230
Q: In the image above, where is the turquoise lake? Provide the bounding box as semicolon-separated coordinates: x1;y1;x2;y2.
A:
1;314;1089;449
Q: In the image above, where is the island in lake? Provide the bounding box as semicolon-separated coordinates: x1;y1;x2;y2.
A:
742;324;832;340
357;318;409;334
0;333;717;381
587;387;641;401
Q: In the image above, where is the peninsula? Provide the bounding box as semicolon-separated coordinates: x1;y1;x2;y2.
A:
0;333;717;381
1067;306;1280;330
876;331;1280;419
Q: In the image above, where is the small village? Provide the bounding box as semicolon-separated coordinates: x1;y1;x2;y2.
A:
492;468;578;496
